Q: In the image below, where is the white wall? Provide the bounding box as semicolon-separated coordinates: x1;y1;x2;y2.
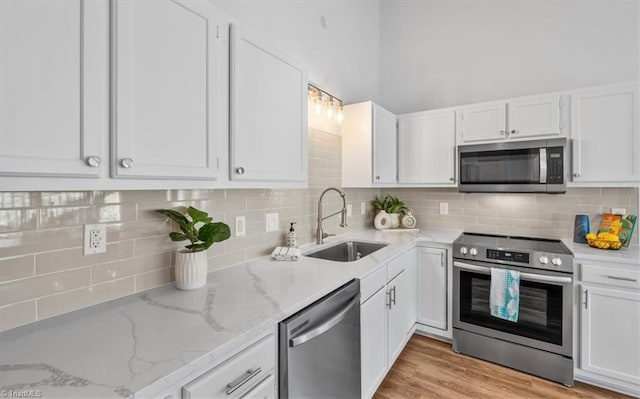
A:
212;0;380;104
379;0;640;114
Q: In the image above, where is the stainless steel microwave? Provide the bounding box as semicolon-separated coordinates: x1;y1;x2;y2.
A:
457;138;567;193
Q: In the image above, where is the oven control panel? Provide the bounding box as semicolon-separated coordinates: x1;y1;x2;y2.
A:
486;249;529;264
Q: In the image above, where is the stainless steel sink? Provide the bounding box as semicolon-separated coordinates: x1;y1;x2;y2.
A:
305;241;388;262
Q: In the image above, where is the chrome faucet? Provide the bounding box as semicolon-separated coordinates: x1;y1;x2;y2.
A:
316;187;347;244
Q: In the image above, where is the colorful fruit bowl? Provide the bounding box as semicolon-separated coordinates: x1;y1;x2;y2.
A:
586;238;623;250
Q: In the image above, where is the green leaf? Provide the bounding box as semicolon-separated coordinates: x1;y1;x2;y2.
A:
156;209;189;231
198;222;231;249
187;206;210;223
169;232;190;242
185;243;207;252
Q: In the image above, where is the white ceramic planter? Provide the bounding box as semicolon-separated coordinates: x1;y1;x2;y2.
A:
175;250;208;290
374;210;391;230
388;213;401;228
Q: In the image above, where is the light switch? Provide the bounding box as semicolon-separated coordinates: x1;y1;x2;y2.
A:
361;202;366;215
266;213;279;232
439;202;449;215
347;204;353;217
235;216;246;237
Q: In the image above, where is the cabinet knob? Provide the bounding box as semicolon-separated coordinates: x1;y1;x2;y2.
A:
120;158;134;169
573;172;581;178
85;156;101;167
235;167;245;175
375;176;380;180
449;177;455;182
498;130;506;135
511;129;517;134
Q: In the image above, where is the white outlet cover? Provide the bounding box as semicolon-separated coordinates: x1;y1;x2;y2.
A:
611;208;626;215
439;202;449;215
266;213;279;232
235;216;246;237
361;202;366;215
347;204;353;217
84;224;107;255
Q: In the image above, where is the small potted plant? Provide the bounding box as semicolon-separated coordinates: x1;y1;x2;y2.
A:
156;206;230;290
373;195;409;229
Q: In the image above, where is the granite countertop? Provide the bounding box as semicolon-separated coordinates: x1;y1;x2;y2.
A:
0;229;460;399
562;240;640;265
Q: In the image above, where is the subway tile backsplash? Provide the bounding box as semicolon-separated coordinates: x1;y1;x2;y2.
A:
0;128;637;332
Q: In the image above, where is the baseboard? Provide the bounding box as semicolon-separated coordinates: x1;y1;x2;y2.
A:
575;372;640;398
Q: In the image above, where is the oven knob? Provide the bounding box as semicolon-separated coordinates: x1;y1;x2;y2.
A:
539;255;549;265
469;248;478;256
460;247;468;255
552;257;563;266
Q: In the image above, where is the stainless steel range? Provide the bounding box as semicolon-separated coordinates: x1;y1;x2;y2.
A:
452;233;574;386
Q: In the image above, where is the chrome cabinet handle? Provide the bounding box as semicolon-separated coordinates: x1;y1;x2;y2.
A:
235;167;245;175
440;252;445;267
583;289;589;309
386;290;392;309
226;367;262;395
85;156;101;167
607;275;637;282
290;294;360;347
390;286;396;306
573;172;581;178
120;158;134;169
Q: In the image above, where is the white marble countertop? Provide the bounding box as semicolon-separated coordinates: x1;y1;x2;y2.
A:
562;239;640;266
0;229;460;399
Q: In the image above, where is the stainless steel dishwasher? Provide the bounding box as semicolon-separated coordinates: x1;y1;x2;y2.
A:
279;279;361;399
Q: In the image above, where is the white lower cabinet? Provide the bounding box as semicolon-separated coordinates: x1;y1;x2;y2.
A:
576;260;640;396
417;247;447;330
360;250;416;399
182;334;275;399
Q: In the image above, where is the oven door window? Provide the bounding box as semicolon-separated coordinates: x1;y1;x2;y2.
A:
460;148;541;184
459;270;563;345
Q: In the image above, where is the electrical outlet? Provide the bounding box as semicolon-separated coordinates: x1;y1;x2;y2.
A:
361;202;366;215
266;213;279;232
611;208;626;215
235;216;246;237
347;204;353;218
439;202;449;215
84;224;106;255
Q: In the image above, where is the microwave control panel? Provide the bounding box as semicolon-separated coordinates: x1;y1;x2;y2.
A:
547;146;564;184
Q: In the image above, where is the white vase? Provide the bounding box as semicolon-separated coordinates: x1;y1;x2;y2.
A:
388;213;401;228
374;210;391;230
175;250;208;290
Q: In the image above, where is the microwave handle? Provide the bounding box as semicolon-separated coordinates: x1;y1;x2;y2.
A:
539;148;547;184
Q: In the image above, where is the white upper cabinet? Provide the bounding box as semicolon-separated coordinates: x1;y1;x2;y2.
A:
398;110;456;185
458;93;564;144
229;24;307;183
112;0;219;180
571;83;639;184
458;101;507;143
373;104;398;185
508;94;562;139
342;102;397;187
0;0;108;178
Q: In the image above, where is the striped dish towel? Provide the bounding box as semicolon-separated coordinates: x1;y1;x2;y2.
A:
490;268;520;322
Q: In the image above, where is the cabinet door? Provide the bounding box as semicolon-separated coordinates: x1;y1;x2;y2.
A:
571;84;639;183
459;102;507;143
0;0;107;178
398;110;456;184
405;250;418;333
387;270;409;364
230;24;307;183
113;0;219;179
508;94;562;139
417;247;447;330
372;104;397;185
580;285;640;385
360;287;388;399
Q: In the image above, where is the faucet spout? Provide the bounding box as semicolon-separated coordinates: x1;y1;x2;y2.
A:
316;187;348;244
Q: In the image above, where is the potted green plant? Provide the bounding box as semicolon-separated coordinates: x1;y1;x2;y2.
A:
156;206;230;290
372;195;409;229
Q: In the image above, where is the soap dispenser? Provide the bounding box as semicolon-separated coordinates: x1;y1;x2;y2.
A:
285;222;298;248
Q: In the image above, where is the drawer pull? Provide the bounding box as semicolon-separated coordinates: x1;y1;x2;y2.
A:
226;367;262;395
606;275;637;283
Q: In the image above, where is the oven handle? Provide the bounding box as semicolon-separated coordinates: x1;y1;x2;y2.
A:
453;261;572;284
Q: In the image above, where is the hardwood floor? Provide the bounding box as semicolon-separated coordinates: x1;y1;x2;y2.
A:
374;334;634;399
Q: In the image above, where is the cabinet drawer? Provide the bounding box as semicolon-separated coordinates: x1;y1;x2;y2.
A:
183;335;275;399
361;266;387;303
388;251;410;279
240;374;275;399
582;263;640;290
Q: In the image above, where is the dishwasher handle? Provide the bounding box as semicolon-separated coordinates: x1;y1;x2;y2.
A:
289;294;360;348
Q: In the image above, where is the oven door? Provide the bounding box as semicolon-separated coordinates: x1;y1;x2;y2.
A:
453;260;573;357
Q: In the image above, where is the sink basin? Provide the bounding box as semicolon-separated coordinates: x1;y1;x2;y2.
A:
305;241;388;262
